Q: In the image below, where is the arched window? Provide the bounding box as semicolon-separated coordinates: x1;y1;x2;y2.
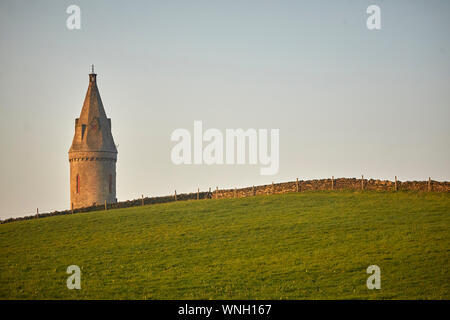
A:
109;174;112;194
76;174;80;194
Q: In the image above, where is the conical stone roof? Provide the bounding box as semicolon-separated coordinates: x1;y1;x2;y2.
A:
69;72;117;157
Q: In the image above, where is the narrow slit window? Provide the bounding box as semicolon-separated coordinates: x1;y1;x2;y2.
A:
81;124;86;140
76;174;80;194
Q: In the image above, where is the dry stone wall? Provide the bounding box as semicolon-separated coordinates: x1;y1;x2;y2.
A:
213;178;450;199
2;178;449;224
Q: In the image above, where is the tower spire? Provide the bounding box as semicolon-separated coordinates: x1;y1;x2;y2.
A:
69;69;117;154
91;64;95;74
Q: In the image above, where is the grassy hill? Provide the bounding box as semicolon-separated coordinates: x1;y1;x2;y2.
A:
0;191;449;299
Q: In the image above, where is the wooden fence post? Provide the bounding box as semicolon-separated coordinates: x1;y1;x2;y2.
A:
331;176;334;190
252;185;255;196
174;190;177;201
105;200;107;210
141;195;144;206
296;178;299;192
36;208;39;218
197;188;199;200
71;203;74;214
361;175;364;190
428;177;431;192
234;187;237;198
395;176;397;191
272;182;275;194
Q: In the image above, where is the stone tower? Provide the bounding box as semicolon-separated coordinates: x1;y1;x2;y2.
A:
68;69;118;209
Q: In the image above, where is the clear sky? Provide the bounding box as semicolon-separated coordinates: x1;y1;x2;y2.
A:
1;0;449;219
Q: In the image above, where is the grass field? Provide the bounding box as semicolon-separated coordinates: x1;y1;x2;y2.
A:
0;191;449;299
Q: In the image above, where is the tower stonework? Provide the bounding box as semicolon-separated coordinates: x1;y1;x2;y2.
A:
69;71;118;209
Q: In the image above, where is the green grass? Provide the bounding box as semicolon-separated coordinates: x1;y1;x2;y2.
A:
0;191;449;299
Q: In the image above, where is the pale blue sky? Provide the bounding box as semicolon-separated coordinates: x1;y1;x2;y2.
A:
1;0;449;218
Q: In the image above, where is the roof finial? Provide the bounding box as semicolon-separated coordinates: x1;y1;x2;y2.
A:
91;64;95;74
